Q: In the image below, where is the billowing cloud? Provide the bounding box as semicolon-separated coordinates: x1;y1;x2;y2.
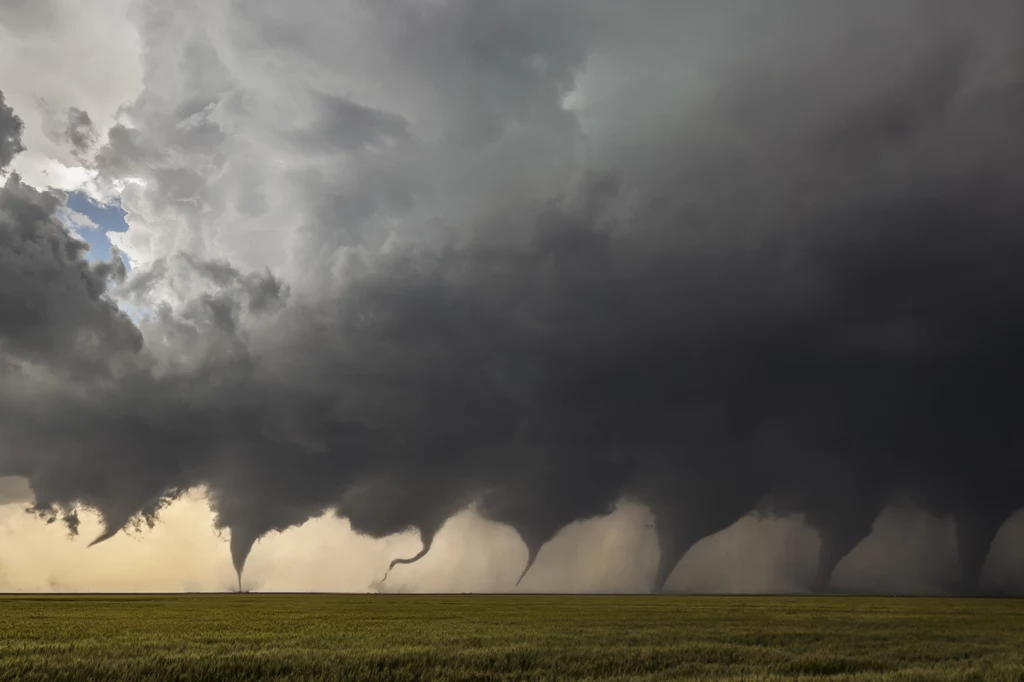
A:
0;176;137;373
40;107;100;160
0;90;24;170
2;0;1024;595
0;0;141;192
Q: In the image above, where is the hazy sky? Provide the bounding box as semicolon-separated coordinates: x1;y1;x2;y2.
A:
2;1;1024;594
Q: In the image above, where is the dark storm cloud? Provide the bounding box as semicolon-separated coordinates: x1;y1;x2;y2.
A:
3;2;1024;593
0;90;24;170
0;96;138;377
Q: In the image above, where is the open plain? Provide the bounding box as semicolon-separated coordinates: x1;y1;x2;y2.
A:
0;594;1022;681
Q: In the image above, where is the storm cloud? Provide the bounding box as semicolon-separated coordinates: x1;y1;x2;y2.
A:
0;90;24;170
2;0;1024;594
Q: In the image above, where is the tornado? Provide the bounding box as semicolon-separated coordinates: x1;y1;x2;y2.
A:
647;500;757;594
229;525;258;592
911;451;1024;594
502;526;556;589
649;513;686;594
790;478;886;593
340;477;474;585
639;450;768;593
952;505;1017;594
480;492;619;589
87;527;120;548
515;542;541;588
503;520;568;589
86;505;143;548
381;528;436;583
494;519;551;589
805;511;879;593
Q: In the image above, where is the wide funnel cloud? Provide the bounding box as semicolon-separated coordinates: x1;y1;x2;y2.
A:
2;0;1024;593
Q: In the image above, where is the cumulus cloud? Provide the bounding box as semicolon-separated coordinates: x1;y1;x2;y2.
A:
2;0;1024;595
0;90;24;170
40;107;100;160
0;0;141;193
0;177;137;373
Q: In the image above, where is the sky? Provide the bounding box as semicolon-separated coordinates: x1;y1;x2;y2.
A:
64;192;130;263
2;1;1024;594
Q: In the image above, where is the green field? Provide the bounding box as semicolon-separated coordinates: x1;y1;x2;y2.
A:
0;595;1022;681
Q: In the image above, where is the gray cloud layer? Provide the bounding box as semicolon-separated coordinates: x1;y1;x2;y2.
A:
2;1;1024;593
0;90;24;169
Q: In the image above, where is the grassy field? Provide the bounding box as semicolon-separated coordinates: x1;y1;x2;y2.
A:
0;595;1022;681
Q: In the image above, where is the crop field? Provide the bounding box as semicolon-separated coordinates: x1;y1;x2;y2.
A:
0;594;1022;681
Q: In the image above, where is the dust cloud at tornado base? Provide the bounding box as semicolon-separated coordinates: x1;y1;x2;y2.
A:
2;2;1024;593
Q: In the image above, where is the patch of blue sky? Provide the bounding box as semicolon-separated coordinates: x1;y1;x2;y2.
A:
62;191;130;267
60;191;149;322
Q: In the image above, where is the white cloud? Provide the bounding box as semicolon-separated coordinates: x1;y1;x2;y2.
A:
0;0;141;192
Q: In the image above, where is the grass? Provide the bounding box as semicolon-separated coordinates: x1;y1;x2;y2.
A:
0;595;1022;681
